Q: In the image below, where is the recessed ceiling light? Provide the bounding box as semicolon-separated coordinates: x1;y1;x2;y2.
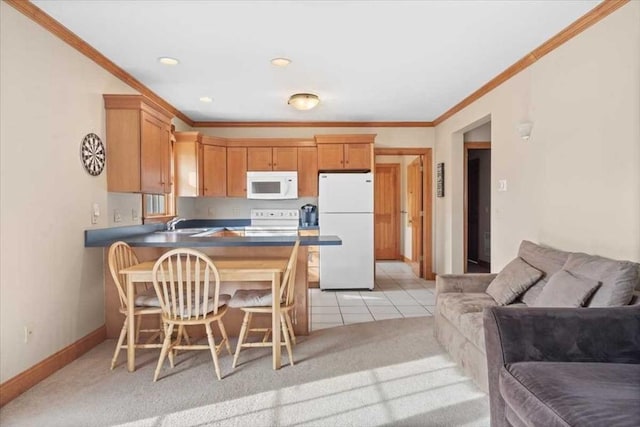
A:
158;57;179;66
199;96;213;103
271;57;292;67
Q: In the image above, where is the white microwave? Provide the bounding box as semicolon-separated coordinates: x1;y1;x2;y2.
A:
246;171;298;200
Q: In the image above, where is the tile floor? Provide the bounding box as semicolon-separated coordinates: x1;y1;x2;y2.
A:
309;261;436;331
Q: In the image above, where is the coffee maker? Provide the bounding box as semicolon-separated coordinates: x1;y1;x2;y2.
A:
300;204;318;227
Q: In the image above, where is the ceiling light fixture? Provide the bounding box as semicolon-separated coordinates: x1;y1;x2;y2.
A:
158;57;179;66
199;96;213;103
288;93;320;111
271;57;292;67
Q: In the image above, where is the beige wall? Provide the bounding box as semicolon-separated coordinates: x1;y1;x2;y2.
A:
434;1;640;273
0;3;140;382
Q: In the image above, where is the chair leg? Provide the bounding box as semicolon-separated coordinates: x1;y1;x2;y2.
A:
154;323;174;382
281;313;294;366
217;319;232;356
205;322;222;381
233;312;251;368
285;312;296;345
135;315;142;343
182;327;191;345
174;325;185;359
111;317;128;370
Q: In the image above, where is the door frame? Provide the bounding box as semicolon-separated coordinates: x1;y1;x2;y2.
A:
374;163;401;260
463;141;491;273
374;147;433;279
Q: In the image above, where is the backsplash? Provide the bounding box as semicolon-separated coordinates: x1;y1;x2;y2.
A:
178;196;318;219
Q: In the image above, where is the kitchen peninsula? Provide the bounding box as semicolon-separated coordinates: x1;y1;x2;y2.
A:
85;222;341;339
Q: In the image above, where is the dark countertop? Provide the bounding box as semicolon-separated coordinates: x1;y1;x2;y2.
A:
84;222;336;248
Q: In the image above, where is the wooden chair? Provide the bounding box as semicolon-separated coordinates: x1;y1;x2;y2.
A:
152;248;232;381
108;241;164;370
230;241;300;368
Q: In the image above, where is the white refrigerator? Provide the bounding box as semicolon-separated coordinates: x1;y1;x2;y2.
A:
319;173;374;290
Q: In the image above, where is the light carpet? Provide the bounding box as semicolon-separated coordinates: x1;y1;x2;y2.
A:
0;317;489;426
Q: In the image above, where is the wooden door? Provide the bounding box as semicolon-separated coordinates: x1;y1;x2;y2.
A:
203;145;227;197
226;147;247;197
247;147;272;171
375;163;400;260
317;144;344;170
140;110;165;194
273;147;297;171
345;144;372;170
407;158;423;277
297;147;318;197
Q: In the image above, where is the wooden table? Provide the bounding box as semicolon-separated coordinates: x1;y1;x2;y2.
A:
120;257;288;372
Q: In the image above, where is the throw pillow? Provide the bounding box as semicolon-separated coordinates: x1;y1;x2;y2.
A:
563;253;639;307
531;269;601;307
486;257;543;305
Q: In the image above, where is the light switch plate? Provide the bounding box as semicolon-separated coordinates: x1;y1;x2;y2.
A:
498;179;508;192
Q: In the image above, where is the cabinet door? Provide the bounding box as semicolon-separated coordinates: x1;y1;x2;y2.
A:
203;145;227;197
344;143;371;170
174;140;200;197
161;123;172;194
317;144;344;170
140;111;166;193
297;147;318;197
247;147;272;171
273;147;297;171
226;147;247;197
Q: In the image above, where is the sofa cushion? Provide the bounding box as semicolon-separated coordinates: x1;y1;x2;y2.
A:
517;241;570;305
500;362;640;427
531;270;601;308
486;257;543;305
564;253;639;307
437;293;497;326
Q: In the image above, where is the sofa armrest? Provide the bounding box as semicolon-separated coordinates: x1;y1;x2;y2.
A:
435;273;497;295
483;306;640;427
484;306;640;365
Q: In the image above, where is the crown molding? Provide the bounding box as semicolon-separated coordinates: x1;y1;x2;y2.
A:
4;0;194;127
191;121;433;128
433;0;630;126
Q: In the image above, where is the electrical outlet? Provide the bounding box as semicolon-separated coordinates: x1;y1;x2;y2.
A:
132;209;139;221
232;208;241;217
113;209;122;223
208;207;216;217
24;326;33;343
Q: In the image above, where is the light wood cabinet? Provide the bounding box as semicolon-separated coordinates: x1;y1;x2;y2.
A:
297;147;318;197
247;147;298;171
174;132;203;197
299;229;320;286
315;134;375;171
104;95;173;193
202;144;227;197
227;147;248;197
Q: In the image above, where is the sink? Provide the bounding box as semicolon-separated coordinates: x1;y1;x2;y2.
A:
156;228;210;235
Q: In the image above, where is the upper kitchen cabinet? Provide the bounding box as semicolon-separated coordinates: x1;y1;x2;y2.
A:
174;133;227;197
297;147;318;197
227;147;248;197
247;147;298;171
104;95;173;193
202;138;227;197
315;134;376;171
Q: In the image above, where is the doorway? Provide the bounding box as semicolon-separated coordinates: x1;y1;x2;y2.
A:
464;142;491;273
374;148;433;279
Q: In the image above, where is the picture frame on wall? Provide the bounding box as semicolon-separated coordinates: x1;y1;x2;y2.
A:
436;163;444;197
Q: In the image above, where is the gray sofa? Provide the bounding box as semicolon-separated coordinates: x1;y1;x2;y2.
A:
434;240;640;392
484;306;640;427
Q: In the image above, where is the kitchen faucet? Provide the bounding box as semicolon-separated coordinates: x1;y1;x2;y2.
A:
166;217;186;231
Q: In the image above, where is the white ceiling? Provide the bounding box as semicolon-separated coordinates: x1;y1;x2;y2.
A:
33;0;600;122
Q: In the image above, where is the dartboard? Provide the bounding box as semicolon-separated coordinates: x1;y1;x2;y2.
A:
80;133;105;176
